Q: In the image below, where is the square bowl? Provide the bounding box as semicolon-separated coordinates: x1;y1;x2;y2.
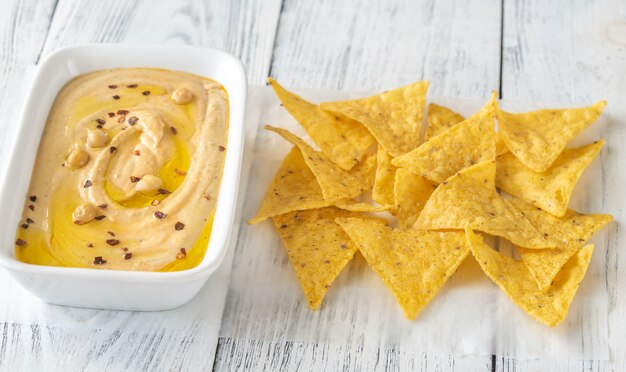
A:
0;44;247;310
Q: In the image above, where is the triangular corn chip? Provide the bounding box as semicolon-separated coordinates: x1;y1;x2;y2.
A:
507;197;612;290
337;217;469;319
424;103;465;141
466;229;594;326
495;134;509;155
320;81;429;157
250;147;332;224
334;201;389;212
497;101;606;172
265;126;376;201
497;140;605;217
394;168;436;228
416;161;551;248
392;93;497;184
272;208;359;310
507;197;613;244
372;145;397;206
268;78;375;170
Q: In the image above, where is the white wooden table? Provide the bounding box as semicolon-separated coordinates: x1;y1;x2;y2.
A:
1;0;625;370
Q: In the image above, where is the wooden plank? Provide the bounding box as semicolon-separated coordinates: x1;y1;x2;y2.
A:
499;0;626;370
216;0;502;370
269;0;502;98
0;0;281;371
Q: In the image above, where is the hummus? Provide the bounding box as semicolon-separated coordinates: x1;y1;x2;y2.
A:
14;68;228;271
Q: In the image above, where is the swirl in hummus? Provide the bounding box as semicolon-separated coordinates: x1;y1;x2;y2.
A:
14;68;228;271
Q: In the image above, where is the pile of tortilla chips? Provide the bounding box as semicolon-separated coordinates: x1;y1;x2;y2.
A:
250;78;612;327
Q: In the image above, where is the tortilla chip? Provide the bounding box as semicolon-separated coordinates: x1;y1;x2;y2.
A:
497;101;606;172
466;229;594;326
497;140;605;217
372;145;397;206
517;244;581;292
416;161;550;248
337;217;469;319
507;197;613;244
425;103;465;141
392;93;497;184
507;197;612;290
394;168;436;228
272;208;358;310
320;81;429;157
495;134;509;155
268;78;375;170
334;201;389;212
250;147;332;224
265;125;376;201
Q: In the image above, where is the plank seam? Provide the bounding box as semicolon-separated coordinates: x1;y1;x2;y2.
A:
34;0;60;64
266;0;286;80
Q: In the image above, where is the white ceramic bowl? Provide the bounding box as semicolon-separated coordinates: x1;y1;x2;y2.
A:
0;44;246;310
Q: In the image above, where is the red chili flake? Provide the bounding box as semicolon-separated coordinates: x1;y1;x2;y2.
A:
28;204;35;211
158;188;170;195
134;150;141;156
93;256;107;265
95;118;106;125
87;243;93;248
107;231;115;237
106;239;120;246
127;84;138;88
96;124;103;129
108;85;117;89
280;224;287;229
15;239;26;246
142;90;150;96
176;248;187;260
83;180;92;188
218;145;226;152
118;115;126;123
20;223;28;229
116;109;129;115
108;112;115;118
128;116;138;125
170;126;177;135
112;95;120;100
94;215;106;221
154;211;167;219
130;176;140;183
124;252;133;260
180;248;187;255
109;146;117;154
122;247;129;252
26;218;34;224
202;193;211;200
29;195;37;202
174;222;185;231
97;204;108;209
174;168;187;176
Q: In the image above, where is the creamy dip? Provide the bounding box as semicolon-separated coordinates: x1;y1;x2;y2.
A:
14;68;228;271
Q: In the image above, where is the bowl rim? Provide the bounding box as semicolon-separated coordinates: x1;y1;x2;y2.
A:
0;43;247;283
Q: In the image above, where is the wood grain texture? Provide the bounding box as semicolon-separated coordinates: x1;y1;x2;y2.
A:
269;0;502;98
500;0;626;370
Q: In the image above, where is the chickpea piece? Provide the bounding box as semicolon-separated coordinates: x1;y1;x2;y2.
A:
66;148;90;169
135;175;163;195
87;129;109;148
171;88;193;105
73;203;99;225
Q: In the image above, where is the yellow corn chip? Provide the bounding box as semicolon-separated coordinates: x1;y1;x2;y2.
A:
273;208;358;310
337;217;470;319
497;140;605;217
268;78;375;170
394;168;436;228
416;161;550;248
466;229;594;326
266;126;376;201
250;147;332;224
334;201;389;212
507;197;612;290
507;197;613;244
495;134;509;155
372;145;397;206
320;81;429;157
497;101;606;172
392;93;497;184
424;103;465;141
